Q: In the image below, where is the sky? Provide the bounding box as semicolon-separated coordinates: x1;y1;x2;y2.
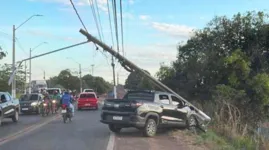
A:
0;0;268;84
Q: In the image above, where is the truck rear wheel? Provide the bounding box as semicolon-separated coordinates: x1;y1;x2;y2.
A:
143;118;157;137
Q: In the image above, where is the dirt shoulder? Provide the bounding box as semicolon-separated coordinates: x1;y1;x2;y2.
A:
114;128;209;150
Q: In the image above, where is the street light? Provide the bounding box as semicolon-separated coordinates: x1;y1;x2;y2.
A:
67;57;82;93
12;14;42;98
29;42;47;93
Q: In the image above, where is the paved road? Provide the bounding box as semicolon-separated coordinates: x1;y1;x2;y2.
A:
0;113;49;139
0;108;110;150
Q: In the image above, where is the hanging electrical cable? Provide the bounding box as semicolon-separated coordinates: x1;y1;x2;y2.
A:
120;0;124;56
112;0;120;53
69;0;88;32
88;0;102;41
94;0;105;42
106;0;115;48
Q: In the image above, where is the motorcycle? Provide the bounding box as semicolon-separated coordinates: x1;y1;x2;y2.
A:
41;100;50;117
52;100;58;114
61;104;72;123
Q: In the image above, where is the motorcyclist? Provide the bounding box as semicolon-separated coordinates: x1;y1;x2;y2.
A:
43;92;53;113
60;91;74;117
52;90;61;109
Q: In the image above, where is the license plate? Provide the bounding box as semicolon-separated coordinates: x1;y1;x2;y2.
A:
112;116;122;120
22;108;28;110
61;110;67;113
85;104;91;106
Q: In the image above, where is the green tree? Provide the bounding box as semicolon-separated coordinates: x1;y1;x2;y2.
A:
82;74;112;94
0;46;6;60
125;70;155;90
0;64;25;92
156;11;269;126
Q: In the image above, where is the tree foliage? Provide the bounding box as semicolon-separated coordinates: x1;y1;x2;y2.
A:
0;64;26;92
124;70;155;90
47;69;112;94
156;11;269;125
0;46;6;60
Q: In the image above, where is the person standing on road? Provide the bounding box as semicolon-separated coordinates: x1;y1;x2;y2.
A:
60;91;74;117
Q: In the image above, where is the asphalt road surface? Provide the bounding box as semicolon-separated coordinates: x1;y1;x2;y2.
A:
0;108;111;150
0;113;47;139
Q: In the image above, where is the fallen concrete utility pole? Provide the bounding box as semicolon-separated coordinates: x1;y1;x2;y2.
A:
8;41;89;86
79;29;211;125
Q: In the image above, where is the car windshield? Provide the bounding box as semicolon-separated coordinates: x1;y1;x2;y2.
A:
80;94;95;98
29;94;38;101
85;89;94;92
20;95;29;101
124;92;154;101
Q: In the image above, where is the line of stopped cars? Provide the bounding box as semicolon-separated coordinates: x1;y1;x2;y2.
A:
0;88;99;126
100;90;211;137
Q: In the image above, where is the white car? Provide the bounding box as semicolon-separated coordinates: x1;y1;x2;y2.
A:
83;89;94;93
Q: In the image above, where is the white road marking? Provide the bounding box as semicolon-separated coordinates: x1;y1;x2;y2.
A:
106;132;115;150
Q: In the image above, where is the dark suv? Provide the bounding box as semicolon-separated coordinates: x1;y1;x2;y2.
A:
19;93;43;114
100;90;210;137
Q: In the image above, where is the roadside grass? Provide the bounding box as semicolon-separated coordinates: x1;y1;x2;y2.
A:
168;127;269;150
193;128;269;150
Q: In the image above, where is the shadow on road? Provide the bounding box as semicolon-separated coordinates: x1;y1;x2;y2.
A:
116;127;185;138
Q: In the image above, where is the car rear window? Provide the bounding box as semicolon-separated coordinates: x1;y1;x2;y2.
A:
80;94;96;98
124;92;154;101
85;89;94;92
29;94;38;100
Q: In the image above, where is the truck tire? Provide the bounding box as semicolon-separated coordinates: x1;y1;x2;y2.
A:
12;110;19;122
143;118;157;137
109;124;121;133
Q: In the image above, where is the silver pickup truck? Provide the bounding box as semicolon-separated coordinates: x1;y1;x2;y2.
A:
0;92;20;126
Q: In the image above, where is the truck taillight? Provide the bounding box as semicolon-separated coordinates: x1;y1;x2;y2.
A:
131;102;143;108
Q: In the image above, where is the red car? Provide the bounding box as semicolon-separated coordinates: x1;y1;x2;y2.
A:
77;92;99;110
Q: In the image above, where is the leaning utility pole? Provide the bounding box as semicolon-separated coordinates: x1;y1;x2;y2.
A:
79;29;211;123
111;55;117;99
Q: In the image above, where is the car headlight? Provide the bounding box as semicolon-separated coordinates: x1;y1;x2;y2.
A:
52;100;56;103
31;102;37;106
43;103;47;106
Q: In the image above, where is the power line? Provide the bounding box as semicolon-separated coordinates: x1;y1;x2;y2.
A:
112;0;120;53
94;0;105;42
89;0;102;41
106;0;115;48
16;38;28;56
69;0;88;32
120;0;125;56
